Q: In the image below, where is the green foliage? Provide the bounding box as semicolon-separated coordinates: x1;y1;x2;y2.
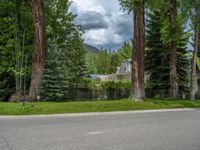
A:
0;73;15;101
0;0;33;100
119;0;145;13
145;9;189;97
85;42;132;74
85;49;112;74
82;79;131;90
85;53;98;73
96;49;113;74
41;42;69;101
77;78;131;90
119;0;134;13
117;42;132;60
42;0;86;101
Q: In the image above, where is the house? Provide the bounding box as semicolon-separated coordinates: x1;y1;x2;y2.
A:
88;57;200;97
89;59;132;81
116;59;132;74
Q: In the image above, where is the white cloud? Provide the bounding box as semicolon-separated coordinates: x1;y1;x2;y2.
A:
71;0;132;50
84;29;123;46
72;0;106;14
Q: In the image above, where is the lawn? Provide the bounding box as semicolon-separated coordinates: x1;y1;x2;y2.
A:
0;99;200;115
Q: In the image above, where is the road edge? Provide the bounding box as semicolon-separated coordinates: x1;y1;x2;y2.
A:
0;108;196;120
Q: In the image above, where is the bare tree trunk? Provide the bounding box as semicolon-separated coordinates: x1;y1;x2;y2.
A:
14;0;23;96
29;0;46;100
130;0;145;101
169;0;178;99
190;2;199;100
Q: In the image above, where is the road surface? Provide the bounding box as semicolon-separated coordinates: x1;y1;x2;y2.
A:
0;109;200;150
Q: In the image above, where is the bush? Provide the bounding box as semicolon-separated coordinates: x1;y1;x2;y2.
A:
66;78;131;101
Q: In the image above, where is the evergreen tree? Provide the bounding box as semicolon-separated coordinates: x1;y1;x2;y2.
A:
145;10;170;96
177;34;190;95
145;9;189;97
41;0;86;101
42;41;68;101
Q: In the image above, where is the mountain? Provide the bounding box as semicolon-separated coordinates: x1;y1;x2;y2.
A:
84;43;100;54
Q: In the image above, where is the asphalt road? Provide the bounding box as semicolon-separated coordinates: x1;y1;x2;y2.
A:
0;109;200;150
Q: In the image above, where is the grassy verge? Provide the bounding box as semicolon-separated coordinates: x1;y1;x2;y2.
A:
0;99;200;115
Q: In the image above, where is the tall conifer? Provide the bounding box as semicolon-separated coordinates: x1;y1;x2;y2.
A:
145;9;189;97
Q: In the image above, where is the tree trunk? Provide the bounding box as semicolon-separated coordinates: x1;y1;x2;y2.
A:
190;2;199;100
169;0;178;99
29;0;46;100
14;0;23;96
130;0;145;101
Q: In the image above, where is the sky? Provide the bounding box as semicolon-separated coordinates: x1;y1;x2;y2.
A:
70;0;133;50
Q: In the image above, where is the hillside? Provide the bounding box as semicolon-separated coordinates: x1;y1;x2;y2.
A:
84;43;100;54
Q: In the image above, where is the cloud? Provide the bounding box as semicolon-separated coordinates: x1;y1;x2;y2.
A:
75;11;108;30
70;0;133;50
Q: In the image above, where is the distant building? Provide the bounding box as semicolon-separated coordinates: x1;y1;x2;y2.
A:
89;59;132;82
116;59;132;74
88;57;200;98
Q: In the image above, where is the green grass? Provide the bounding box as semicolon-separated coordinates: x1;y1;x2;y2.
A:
0;99;200;115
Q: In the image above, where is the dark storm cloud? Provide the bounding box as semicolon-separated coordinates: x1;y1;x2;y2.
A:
75;11;108;30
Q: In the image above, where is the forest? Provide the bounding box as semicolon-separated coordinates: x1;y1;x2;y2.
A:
0;0;200;102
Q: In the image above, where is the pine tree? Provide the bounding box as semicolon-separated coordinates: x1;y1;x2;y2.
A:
177;34;190;95
42;40;68;101
145;9;189;98
41;0;86;101
145;10;170;96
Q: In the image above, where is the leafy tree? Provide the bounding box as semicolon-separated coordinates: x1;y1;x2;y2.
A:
117;42;132;60
0;0;33;101
110;42;132;73
85;53;98;74
110;52;122;73
85;42;132;74
95;49;112;74
181;0;200;100
189;0;200;100
85;49;113;74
